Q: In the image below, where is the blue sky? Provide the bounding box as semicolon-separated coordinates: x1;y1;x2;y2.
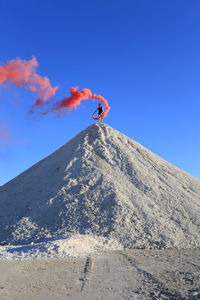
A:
0;0;200;185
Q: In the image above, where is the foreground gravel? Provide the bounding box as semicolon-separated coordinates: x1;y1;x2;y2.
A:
0;249;199;300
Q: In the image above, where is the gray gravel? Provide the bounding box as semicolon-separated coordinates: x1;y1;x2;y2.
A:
0;123;200;249
0;250;199;300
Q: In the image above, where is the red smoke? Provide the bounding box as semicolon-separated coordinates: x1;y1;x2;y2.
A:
0;57;58;106
0;57;110;121
50;87;110;119
0;128;11;141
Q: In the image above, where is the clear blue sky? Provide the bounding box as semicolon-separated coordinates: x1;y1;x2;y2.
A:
0;0;200;185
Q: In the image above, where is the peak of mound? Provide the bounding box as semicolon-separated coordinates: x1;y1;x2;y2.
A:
0;123;200;249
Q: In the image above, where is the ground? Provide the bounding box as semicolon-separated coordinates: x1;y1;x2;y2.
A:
0;250;199;300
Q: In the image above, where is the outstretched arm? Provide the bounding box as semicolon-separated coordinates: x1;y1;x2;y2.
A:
92;108;98;117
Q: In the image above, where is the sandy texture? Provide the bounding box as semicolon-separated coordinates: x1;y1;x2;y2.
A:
0;250;199;300
0;235;123;260
0;123;200;251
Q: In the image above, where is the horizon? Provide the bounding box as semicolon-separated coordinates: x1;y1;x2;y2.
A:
1;0;200;185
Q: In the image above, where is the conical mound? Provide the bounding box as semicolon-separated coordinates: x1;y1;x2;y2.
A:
0;123;200;248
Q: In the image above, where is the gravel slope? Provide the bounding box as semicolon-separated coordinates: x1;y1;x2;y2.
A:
0;123;200;249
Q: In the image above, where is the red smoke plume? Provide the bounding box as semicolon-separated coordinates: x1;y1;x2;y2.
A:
0;128;11;141
0;57;58;107
0;57;110;121
50;87;110;119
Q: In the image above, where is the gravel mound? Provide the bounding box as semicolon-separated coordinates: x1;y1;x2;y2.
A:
0;123;200;251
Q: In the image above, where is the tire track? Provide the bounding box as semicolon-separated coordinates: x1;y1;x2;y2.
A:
80;256;93;292
119;251;183;299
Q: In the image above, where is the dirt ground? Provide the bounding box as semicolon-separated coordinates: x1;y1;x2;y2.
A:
0;249;199;300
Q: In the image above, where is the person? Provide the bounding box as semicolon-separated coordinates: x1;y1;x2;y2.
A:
92;103;104;122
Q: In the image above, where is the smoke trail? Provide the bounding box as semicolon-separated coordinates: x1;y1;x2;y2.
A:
0;57;110;121
50;87;110;119
0;128;11;141
0;57;58;107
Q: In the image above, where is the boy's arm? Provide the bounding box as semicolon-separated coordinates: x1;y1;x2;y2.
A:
92;108;98;116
